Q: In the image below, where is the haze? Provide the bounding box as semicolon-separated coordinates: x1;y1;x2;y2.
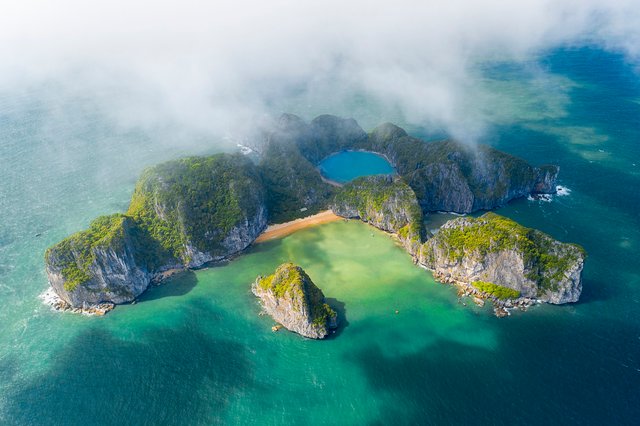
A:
1;0;639;144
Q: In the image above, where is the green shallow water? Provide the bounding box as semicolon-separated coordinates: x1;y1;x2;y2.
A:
1;221;500;425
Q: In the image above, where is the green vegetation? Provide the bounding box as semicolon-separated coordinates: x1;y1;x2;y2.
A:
312;303;337;327
258;262;309;299
527;232;586;293
363;124;548;211
45;214;128;291
436;213;534;260
128;154;264;260
435;213;585;292
45;114;562;302
333;176;423;242
46;153;267;293
471;281;521;300
258;263;336;325
258;142;334;223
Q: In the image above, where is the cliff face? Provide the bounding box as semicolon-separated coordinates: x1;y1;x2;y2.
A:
45;153;268;307
252;263;338;339
418;213;585;304
127;153;268;268
45;215;155;307
366;123;559;213
331;175;423;253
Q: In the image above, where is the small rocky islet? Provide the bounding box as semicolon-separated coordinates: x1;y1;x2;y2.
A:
252;263;337;339
43;113;585;322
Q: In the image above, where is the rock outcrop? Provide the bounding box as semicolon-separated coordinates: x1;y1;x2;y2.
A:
128;153;268;267
252;263;338;339
45;153;268;308
365;123;560;213
45;215;154;306
418;213;585;304
331;175;423;254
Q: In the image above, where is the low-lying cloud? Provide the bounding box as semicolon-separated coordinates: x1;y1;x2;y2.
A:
1;0;639;144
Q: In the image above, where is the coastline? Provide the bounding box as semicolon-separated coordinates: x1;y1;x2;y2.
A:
39;287;115;316
254;210;342;243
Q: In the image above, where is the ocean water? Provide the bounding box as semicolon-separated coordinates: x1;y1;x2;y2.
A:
318;151;395;183
1;47;639;425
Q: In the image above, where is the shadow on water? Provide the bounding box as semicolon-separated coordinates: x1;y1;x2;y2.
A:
351;317;640;425
3;322;254;426
324;297;349;339
136;269;198;304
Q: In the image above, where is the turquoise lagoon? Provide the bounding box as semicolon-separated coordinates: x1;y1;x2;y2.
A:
0;48;639;424
317;151;395;183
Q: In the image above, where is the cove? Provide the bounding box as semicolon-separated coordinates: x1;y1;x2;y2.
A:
318;150;395;184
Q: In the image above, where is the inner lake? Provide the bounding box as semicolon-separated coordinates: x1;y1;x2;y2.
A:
318;151;395;184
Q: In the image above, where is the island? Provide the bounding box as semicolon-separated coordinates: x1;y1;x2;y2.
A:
43;113;583;318
418;213;585;316
252;263;338;339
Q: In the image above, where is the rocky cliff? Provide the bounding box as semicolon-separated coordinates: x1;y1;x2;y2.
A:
366;123;559;213
45;215;155;306
418;213;585;304
127;153;268;267
252;263;338;339
45;153;268;307
331;175;423;253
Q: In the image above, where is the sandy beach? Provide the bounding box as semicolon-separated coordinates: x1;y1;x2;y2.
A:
254;210;342;243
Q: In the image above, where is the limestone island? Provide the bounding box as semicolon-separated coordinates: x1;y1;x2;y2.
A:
43;113;585;318
418;213;585;316
252;263;338;339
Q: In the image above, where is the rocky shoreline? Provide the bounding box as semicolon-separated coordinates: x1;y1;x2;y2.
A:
430;271;539;318
40;287;115;316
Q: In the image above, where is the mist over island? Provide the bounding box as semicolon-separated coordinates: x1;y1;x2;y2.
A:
1;2;639;425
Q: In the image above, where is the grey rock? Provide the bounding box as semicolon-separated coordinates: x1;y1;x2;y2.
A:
418;213;585;304
252;263;338;339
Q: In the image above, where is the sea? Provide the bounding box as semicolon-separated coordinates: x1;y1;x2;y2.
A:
0;47;638;425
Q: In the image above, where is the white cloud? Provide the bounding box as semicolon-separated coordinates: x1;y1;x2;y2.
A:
1;0;639;143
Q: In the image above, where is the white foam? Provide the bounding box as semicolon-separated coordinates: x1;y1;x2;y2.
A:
39;287;61;307
556;185;572;196
528;185;571;203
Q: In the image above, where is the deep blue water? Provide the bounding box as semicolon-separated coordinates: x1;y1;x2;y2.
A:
0;47;639;425
317;150;395;183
